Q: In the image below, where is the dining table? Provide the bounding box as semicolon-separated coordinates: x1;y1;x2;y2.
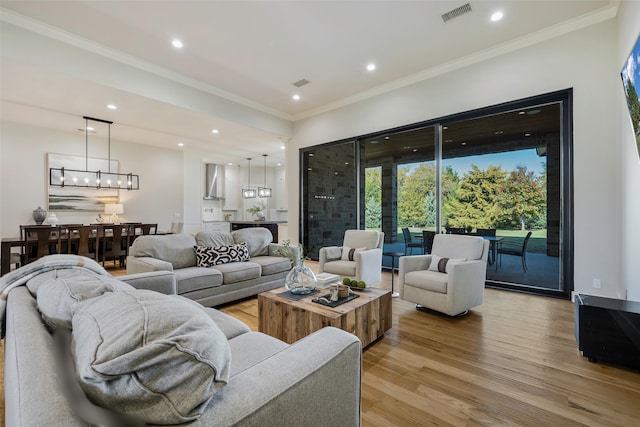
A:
1;224;153;276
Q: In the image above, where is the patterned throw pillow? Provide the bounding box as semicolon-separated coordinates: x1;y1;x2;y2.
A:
194;242;250;267
341;246;366;261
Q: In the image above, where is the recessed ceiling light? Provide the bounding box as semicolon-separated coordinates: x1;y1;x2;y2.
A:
518;111;526;115
366;63;376;72
292;94;301;101
525;133;531;137
106;104;117;110
86;126;94;132
212;129;219;134
277;163;282;166
491;11;503;22
280;145;285;150
172;39;183;48
461;142;467;145
178;142;184;147
228;162;233;166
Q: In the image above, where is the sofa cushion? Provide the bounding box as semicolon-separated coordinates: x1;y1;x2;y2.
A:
174;267;223;293
36;274;134;331
71;290;231;425
404;270;448;294
129;234;197;269
322;260;356;277
213;261;261;284
195;231;235;247
194;242;250;267
231;227;272;257
250;256;292;275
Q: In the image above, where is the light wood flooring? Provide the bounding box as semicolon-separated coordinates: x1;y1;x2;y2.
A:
2;262;639;426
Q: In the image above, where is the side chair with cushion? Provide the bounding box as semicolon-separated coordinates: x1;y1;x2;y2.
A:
318;229;384;286
399;233;489;316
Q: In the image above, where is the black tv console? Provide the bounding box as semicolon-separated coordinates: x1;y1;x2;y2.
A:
575;294;640;371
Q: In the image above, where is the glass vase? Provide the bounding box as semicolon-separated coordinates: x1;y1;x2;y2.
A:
285;259;317;295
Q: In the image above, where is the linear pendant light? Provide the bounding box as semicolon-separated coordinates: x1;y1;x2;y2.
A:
49;116;140;190
242;157;256;198
258;154;272;198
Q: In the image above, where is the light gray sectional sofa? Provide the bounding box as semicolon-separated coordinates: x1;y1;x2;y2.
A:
3;255;362;426
126;227;296;307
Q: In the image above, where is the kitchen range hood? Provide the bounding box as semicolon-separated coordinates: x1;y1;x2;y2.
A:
204;163;225;200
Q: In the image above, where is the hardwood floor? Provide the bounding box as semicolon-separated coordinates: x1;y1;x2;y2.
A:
2;263;639;426
218;263;640;427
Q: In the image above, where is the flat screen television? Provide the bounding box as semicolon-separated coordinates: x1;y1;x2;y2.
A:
621;33;640;159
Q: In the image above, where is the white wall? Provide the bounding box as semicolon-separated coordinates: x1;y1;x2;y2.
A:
0;121;183;235
287;19;627;299
617;0;640;301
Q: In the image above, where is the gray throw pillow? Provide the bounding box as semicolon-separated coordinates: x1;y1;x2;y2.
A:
36;274;134;331
72;290;231;425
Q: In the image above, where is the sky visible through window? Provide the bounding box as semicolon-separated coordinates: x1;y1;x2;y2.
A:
403;149;545;177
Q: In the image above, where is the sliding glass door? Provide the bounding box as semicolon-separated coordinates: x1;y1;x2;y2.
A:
300;90;572;298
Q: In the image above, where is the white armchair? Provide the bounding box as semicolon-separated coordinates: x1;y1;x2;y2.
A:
399;234;489;316
318;230;384;286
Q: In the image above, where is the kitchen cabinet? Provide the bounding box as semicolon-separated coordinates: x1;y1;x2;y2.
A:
223;165;240;211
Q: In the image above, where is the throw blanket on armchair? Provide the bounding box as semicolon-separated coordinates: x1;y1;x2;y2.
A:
0;254;109;338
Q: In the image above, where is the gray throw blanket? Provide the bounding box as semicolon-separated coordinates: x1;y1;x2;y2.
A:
0;254;109;338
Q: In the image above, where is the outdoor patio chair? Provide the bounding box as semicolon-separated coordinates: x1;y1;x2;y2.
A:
497;231;533;272
402;227;423;255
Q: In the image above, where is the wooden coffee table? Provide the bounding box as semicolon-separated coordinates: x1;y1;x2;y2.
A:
258;286;392;348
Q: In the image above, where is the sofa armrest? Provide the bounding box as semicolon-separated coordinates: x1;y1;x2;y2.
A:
199;327;362;426
354;248;382;286
125;256;173;275
118;271;177;295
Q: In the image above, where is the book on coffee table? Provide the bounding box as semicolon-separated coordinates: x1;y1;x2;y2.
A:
315;272;340;288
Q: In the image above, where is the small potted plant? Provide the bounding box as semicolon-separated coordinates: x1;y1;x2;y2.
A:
247;201;266;221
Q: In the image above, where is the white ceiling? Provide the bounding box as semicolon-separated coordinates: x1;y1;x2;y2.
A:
0;0;616;165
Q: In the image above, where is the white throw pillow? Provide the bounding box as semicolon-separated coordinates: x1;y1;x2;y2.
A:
341;246;366;261
72;290;231;424
428;255;467;273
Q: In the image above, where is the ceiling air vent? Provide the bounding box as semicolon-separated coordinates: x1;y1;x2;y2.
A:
441;3;472;23
292;78;310;88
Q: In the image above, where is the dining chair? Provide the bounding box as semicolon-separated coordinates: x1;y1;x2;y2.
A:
65;225;99;261
139;223;158;235
497;231;533;272
24;225;61;264
98;224;131;268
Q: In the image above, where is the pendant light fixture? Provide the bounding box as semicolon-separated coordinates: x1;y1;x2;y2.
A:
258;154;272;198
49;116;140;190
242;157;256;198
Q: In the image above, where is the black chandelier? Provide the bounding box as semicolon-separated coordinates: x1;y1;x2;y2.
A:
49;116;140;190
